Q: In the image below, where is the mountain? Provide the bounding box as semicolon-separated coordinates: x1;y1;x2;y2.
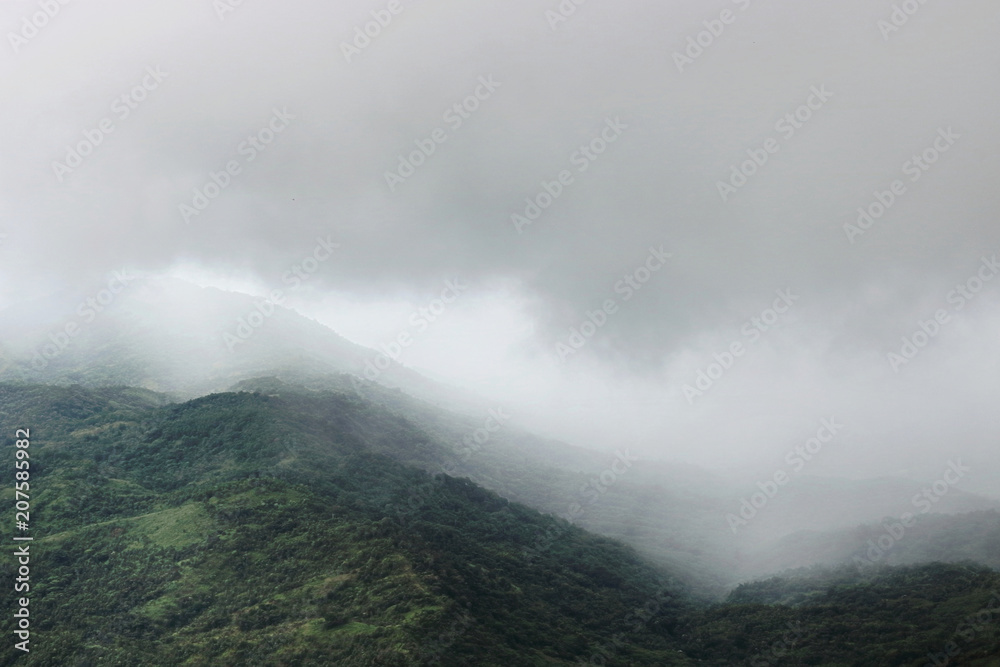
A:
741;510;1000;577
724;473;1000;549
4;382;1000;665
2;279;998;601
687;562;1000;666
0;383;694;666
224;376;1000;594
0;277;474;411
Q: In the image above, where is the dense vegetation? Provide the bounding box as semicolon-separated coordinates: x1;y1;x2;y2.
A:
685;562;1000;665
1;384;694;665
6;283;999;608
1;382;998;665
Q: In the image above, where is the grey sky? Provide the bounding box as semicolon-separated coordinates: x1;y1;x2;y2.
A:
2;0;999;493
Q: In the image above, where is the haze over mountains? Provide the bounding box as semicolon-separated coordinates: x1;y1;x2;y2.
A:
2;278;997;598
0;276;441;400
3;0;1000;661
2;333;999;663
4;265;998;506
3;0;1000;502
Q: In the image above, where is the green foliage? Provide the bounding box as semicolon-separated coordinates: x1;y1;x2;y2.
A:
1;384;691;666
2;382;999;666
683;562;1000;665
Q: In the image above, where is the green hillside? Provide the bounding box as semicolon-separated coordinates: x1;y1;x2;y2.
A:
686;562;1000;665
0;384;694;666
2;382;999;665
5;281;998;604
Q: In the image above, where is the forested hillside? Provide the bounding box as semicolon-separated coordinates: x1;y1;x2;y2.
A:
1;384;695;665
4;279;997;603
2;383;999;665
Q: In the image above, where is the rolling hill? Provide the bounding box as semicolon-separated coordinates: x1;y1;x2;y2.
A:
2;279;998;602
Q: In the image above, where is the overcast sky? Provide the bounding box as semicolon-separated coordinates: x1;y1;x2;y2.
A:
2;0;999;494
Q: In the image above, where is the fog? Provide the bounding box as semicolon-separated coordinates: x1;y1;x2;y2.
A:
2;0;999;496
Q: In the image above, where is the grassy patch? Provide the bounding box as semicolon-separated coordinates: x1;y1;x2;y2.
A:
128;503;214;549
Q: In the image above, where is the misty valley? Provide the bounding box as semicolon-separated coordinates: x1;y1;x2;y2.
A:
1;281;998;665
4;1;999;663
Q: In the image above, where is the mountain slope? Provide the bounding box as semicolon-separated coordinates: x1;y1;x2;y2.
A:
0;277;472;411
3;278;998;600
684;562;1000;665
230;377;1000;596
743;510;1000;577
1;384;695;666
3;383;1000;665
